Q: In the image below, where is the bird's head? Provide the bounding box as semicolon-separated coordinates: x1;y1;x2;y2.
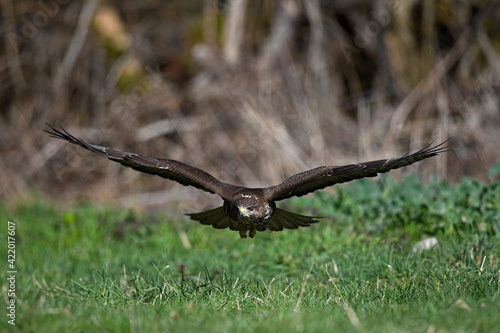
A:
222;190;276;224
230;192;275;223
238;205;256;218
235;195;259;219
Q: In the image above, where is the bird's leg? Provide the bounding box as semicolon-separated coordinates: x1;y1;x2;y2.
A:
239;229;247;238
249;227;256;238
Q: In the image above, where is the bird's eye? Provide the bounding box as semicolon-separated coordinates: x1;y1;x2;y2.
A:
248;207;254;211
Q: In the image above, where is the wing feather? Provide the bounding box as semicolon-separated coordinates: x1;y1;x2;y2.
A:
186;207;241;231
44;123;226;196
265;208;320;231
265;141;449;201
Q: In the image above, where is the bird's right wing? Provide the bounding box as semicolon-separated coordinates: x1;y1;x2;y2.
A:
44;123;234;198
186;207;242;231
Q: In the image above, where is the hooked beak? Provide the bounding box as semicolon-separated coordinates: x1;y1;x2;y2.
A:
239;206;249;217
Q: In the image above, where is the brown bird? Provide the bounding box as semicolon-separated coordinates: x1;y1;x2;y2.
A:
45;123;448;238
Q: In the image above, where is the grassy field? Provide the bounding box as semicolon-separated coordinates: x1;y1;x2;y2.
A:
1;171;499;332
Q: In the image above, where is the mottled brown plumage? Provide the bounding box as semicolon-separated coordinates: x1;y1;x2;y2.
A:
45;123;448;238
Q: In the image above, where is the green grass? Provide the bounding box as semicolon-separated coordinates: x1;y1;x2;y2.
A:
1;171;499;332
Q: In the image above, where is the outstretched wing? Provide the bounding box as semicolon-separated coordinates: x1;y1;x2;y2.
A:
44;123;231;197
264;141;449;201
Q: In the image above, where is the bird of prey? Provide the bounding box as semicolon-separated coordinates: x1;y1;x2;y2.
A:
45;123;448;238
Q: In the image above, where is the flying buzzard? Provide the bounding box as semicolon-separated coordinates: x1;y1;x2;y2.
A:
45;123;448;238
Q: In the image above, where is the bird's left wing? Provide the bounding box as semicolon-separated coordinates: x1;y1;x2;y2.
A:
264;141;449;201
44;123;228;196
256;208;321;232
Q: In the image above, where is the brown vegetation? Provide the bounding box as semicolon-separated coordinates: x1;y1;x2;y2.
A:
1;0;499;209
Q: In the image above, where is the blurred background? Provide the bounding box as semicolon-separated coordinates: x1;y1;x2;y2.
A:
1;0;499;213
